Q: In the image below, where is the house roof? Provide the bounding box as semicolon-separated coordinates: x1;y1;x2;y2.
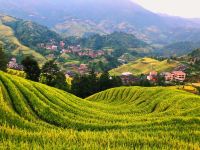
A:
172;71;186;75
150;71;158;75
122;72;133;76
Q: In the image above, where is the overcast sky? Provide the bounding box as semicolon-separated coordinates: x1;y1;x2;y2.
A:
132;0;200;18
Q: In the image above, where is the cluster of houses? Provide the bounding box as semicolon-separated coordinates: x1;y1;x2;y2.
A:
120;69;187;85
37;40;65;51
61;45;81;53
38;41;105;59
65;63;89;75
61;46;105;58
7;57;90;77
162;71;186;82
147;71;186;82
120;72;140;85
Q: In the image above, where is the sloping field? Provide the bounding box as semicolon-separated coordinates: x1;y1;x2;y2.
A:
0;71;200;149
110;57;180;76
0;16;46;63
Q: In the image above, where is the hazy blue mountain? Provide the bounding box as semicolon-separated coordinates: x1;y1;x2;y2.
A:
0;0;165;27
1;0;200;44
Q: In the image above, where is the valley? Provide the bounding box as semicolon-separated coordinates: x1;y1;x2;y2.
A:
0;0;200;149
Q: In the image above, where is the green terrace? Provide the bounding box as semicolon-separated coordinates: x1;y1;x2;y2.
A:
0;71;200;149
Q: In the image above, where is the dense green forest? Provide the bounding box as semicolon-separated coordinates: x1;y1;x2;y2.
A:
78;32;148;50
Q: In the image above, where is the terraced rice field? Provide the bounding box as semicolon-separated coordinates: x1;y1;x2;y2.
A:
110;57;179;76
0;15;46;63
0;71;200;149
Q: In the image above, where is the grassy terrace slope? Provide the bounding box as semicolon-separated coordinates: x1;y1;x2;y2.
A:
0;72;200;149
0;15;46;63
110;57;179;76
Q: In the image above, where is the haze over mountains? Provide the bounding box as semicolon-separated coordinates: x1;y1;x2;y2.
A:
1;0;200;45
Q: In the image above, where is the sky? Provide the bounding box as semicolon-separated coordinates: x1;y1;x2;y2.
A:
132;0;200;18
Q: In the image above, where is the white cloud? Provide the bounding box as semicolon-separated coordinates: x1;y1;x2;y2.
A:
132;0;200;18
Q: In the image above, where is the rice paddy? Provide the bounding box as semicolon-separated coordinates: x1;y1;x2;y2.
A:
0;71;199;149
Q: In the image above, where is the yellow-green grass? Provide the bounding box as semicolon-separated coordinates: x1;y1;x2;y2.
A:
7;69;26;78
0;14;17;23
66;76;73;86
169;85;198;94
110;57;180;76
0;23;46;63
193;83;200;87
0;71;200;149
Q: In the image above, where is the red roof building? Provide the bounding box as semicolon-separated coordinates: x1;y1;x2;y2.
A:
172;71;186;81
147;71;158;81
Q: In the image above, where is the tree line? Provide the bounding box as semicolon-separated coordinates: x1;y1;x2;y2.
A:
71;71;122;98
22;57;123;98
0;44;8;72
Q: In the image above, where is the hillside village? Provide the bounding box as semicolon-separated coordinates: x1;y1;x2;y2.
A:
7;56;188;87
120;68;187;86
38;41;106;59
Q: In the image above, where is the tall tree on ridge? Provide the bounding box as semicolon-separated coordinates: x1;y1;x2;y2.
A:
0;44;8;72
21;56;41;81
40;60;68;91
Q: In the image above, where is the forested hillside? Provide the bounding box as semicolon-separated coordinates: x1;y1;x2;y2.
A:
0;14;61;56
79;32;147;50
0;15;46;63
0;14;152;72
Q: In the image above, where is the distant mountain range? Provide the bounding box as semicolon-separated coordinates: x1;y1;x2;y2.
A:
1;0;200;45
0;14;152;72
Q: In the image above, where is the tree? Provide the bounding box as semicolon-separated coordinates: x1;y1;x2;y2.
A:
139;74;151;87
111;76;123;87
0;44;8;72
98;71;112;91
71;70;122;98
157;74;165;86
40;60;68;91
21;56;41;81
71;75;81;96
71;70;98;98
112;47;128;57
196;87;200;95
92;34;103;50
71;75;90;98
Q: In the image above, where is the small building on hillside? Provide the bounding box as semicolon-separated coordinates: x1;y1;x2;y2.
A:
96;50;105;56
78;64;88;74
60;41;65;48
51;45;58;51
70;45;81;53
162;71;186;82
172;71;186;82
163;72;174;81
147;71;158;82
120;72;139;85
46;44;58;51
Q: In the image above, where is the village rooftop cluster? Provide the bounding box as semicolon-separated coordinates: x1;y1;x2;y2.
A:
38;41;105;59
120;70;186;86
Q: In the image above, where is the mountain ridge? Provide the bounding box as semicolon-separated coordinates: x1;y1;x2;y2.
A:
1;0;200;44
